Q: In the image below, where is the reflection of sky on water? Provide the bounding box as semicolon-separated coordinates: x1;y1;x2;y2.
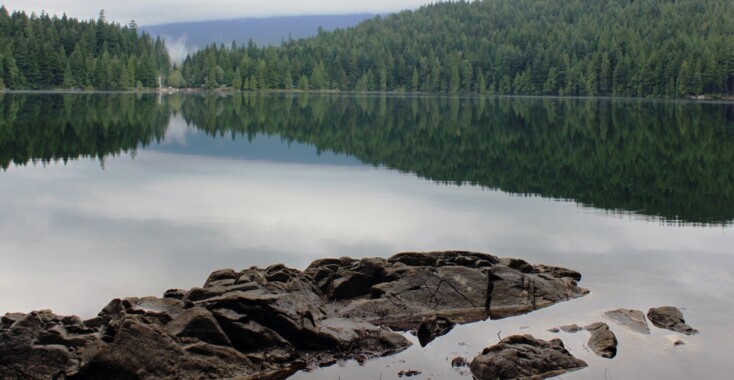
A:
154;113;361;166
1;120;734;379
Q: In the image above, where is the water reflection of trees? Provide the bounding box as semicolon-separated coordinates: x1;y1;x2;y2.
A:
0;93;169;170
180;94;734;225
2;93;733;225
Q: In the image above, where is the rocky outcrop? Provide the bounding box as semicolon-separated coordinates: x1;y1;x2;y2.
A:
647;306;698;335
0;251;587;379
307;251;588;329
584;322;618;358
470;335;587;379
604;308;650;334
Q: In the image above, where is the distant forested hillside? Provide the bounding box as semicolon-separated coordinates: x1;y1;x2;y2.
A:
0;7;170;90
177;0;734;97
141;14;376;51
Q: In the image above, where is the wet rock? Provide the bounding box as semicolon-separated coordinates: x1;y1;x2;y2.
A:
204;268;238;287
164;307;232;347
604;308;650;334
0;342;76;380
584;322;617;358
451;356;468;367
398;369;421;377
416;316;455;347
1;313;25;328
128;297;185;318
0;310;95;379
647;306;698;335
559;324;582;333
320;251;588;329
162;288;187;300
183;287;229;302
75;318;258;380
0;251;587;380
210;308;292;353
547;327;560;333
315;317;410;354
534;264;582;282
470;335;587;379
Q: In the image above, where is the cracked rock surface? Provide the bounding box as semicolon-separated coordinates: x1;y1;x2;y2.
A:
308;251;588;330
470;335;588;380
1;251;587;379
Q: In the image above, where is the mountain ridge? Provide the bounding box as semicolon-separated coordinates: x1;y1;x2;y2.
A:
141;14;377;62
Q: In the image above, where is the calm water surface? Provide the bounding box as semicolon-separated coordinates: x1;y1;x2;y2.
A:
1;93;733;379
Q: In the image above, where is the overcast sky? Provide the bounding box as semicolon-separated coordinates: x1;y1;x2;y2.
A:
2;1;433;26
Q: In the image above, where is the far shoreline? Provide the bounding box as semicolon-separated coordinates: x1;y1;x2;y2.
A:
2;87;734;104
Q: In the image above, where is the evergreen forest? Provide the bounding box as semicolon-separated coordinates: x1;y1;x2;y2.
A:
2;0;734;97
0;7;170;90
178;0;734;97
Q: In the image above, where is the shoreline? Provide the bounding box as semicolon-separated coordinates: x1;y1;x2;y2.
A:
2;88;734;102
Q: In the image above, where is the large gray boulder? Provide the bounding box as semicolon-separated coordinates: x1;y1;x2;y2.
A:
470;335;587;379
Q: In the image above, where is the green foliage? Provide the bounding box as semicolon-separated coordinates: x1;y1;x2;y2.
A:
166;70;186;88
177;0;734;97
297;75;309;90
0;6;170;90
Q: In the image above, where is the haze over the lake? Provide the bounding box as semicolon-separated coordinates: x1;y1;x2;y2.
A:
1;0;432;25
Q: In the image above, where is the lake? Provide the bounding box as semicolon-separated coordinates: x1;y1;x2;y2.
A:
2;92;734;379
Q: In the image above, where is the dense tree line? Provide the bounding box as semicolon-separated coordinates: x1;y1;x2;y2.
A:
178;0;734;97
0;7;170;90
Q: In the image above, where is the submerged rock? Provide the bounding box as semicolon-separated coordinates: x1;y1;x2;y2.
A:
559;324;583;333
584;322;618;358
470;335;587;379
647;306;699;335
451;356;468;367
0;251;587;379
604;309;650;334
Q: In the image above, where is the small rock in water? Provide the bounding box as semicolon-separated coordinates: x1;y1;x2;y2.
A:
604;308;650;334
470;335;587;379
674;339;686;346
451;356;468;367
398;369;421;377
560;324;582;333
547;327;560;333
647;306;698;335
584;322;618;358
